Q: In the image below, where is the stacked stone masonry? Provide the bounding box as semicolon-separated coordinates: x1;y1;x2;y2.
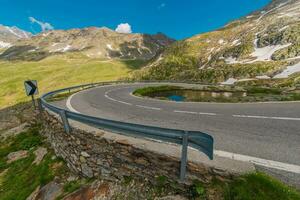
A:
41;110;232;184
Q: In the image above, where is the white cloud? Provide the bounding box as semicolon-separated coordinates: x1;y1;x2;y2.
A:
158;3;166;9
115;23;132;34
29;17;54;32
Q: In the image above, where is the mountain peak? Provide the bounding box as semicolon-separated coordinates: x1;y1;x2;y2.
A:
0;26;175;61
135;0;300;83
0;25;32;48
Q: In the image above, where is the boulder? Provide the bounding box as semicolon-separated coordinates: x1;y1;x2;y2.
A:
34;181;62;200
7;150;28;163
1;123;28;141
156;195;188;200
33;147;48;165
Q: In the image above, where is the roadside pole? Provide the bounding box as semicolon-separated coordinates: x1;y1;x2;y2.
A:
180;131;189;182
31;95;36;109
24;80;39;109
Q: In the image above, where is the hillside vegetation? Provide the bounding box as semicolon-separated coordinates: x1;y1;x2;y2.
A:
133;0;300;85
0;53;145;108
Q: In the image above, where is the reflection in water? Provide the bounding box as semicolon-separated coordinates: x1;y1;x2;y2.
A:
149;89;247;102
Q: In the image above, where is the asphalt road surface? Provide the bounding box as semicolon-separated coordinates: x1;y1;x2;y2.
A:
62;83;300;186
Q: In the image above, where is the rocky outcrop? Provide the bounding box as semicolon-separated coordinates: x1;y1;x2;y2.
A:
33;181;63;200
0;27;174;61
0;25;31;48
63;181;110;200
33;147;48;165
7;150;28;163
0;122;29;141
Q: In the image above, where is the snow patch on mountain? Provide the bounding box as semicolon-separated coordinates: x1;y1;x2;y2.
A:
106;44;113;50
277;1;300;18
274;62;300;78
221;78;238;85
61;45;72;52
225;56;239;64
279;25;289;32
232;39;241;46
0;41;11;48
4;26;30;39
249;43;291;62
218;39;225;44
50;45;72;52
256;75;271;79
5;26;23;38
257;1;290;22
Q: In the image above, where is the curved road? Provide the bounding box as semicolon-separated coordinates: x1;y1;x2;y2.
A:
64;83;300;182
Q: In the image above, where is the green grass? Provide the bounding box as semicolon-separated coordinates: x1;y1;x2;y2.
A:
47;90;80;102
63;180;83;194
133;85;182;96
133;85;300;102
0;125;42;171
246;87;282;95
0;53;144;109
224;173;300;200
188;180;206;199
0;124;69;200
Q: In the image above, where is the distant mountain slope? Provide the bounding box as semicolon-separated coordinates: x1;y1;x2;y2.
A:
0;27;174;61
134;0;300;85
0;25;32;48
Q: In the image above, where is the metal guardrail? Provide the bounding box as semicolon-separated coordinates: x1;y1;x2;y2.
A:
40;81;214;181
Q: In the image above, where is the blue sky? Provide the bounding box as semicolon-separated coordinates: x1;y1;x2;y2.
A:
0;0;271;39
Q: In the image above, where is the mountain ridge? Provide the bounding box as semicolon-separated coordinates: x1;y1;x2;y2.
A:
0;24;32;48
133;0;300;85
0;26;174;61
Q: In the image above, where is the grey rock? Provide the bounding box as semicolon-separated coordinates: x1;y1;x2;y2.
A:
1;123;28;141
81;163;93;178
156;195;188;200
67;175;78;182
101;167;111;177
26;186;40;200
7;150;28;163
80;151;90;157
33;147;48;165
34;181;62;200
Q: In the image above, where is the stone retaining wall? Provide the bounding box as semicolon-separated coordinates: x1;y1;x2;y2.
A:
41;110;232;184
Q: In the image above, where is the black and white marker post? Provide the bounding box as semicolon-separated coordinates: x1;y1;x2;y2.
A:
24;80;39;109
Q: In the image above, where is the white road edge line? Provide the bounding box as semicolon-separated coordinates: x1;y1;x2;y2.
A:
233;114;300;121
66;85;300;174
174;110;197;114
66;93;81;113
104;93;133;106
199;112;217;116
136;105;162;110
215;150;300;174
174;110;217;116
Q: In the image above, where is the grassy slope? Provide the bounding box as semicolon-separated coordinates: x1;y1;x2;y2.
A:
0;53;143;108
224;173;300;200
0;124;70;200
133;7;300;85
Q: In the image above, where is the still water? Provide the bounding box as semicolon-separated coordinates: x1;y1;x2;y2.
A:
148;89;247;102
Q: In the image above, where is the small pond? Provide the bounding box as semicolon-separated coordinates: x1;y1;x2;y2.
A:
147;89;247;102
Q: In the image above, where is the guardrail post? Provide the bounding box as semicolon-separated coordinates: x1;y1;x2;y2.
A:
180;131;189;182
59;110;71;134
37;98;43;112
